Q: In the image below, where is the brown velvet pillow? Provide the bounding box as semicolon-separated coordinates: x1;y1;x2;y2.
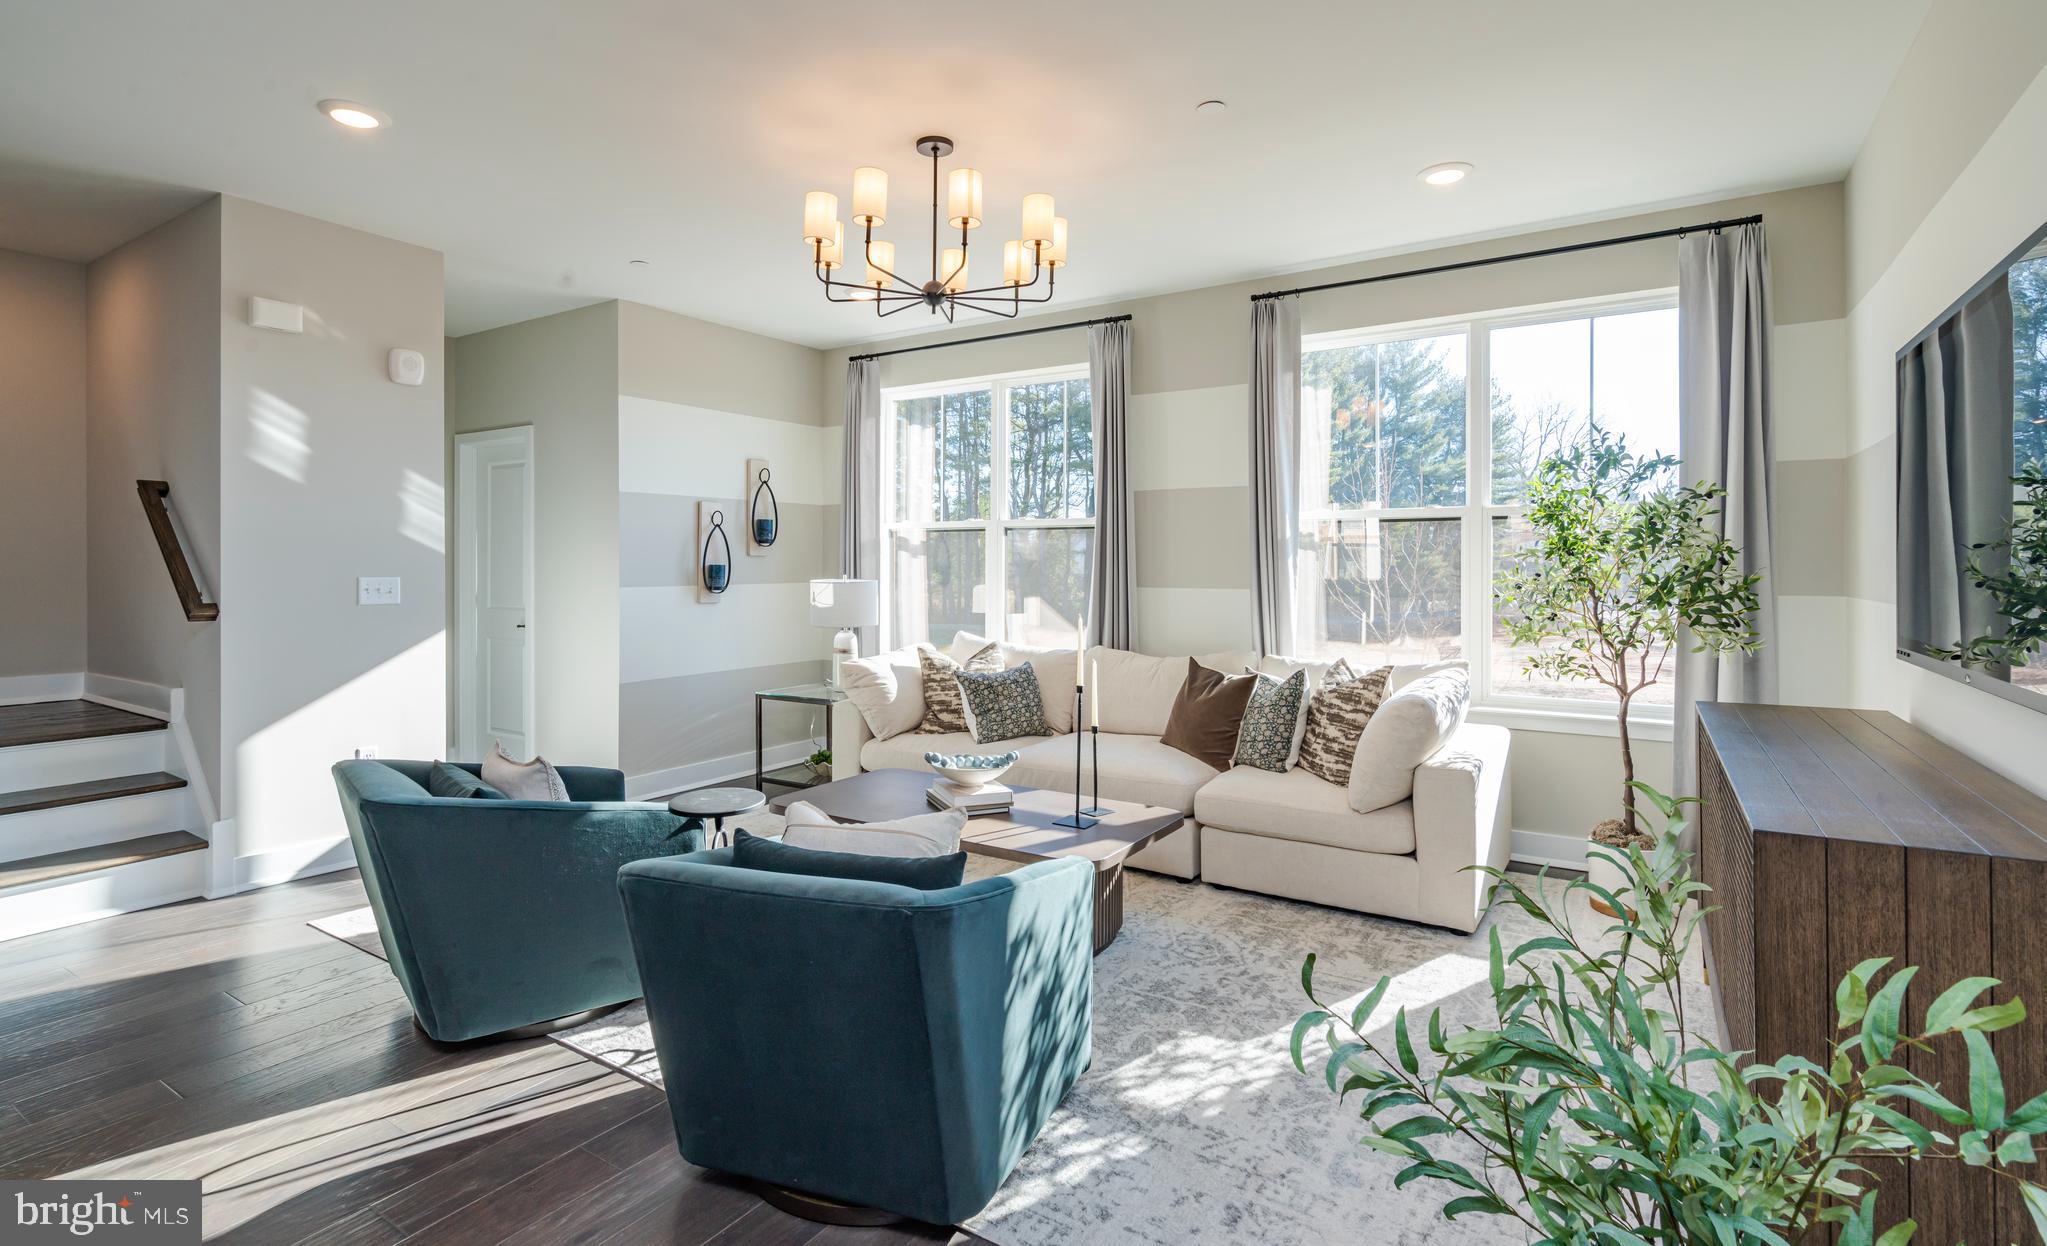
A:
1159;658;1259;772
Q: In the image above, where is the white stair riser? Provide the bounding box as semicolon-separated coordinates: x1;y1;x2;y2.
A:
0;732;169;790
0;789;191;866
0;850;205;942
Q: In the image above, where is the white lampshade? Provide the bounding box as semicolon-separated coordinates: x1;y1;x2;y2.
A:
947;168;984;229
818;220;845;270
942;247;968;292
1021;193;1055;245
802;190;837;245
865;238;895;288
1002;240;1030;286
809;578;878;628
1045;216;1069;268
851;166;888;225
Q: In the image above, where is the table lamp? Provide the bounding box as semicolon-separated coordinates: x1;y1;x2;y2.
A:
809;579;878;688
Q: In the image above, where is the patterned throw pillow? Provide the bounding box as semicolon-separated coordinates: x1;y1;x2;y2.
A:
1296;661;1393;786
916;642;1002;734
1231;668;1310;773
956;663;1051;744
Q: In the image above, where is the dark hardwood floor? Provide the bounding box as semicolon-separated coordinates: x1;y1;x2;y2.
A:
0;869;975;1246
0;699;168;748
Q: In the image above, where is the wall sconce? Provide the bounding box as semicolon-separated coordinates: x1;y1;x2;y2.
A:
749;463;779;551
698;504;732;602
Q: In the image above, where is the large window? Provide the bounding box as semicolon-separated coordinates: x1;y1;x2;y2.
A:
884;366;1094;650
1299;293;1680;714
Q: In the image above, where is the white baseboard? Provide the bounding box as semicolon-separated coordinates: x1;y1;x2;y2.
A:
1509;828;1589;870
236;838;358;890
82;673;174;719
627;740;814;802
0;672;85;706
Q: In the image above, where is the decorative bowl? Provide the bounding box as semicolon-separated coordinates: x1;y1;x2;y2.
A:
923;750;1020;788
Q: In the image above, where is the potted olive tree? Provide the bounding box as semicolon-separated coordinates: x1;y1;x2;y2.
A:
1495;428;1761;900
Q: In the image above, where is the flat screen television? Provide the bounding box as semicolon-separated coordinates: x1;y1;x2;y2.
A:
1895;219;2047;711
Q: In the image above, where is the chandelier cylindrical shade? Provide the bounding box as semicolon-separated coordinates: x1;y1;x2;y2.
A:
942;248;968;292
865;238;895;288
819;221;845;270
851;167;888;226
1021;193;1055;245
1002;240;1029;286
1045;217;1069;267
803;191;838;244
947;169;984;229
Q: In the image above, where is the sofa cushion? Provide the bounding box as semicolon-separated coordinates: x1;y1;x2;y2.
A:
1390;659;1468;693
1009;733;1215;815
1232;668;1310;772
1087;646;1256;737
1257;654;1346;694
1159;659;1258;771
1349;666;1472;814
780;800;966;857
839;646;926;741
915;643;1001;734
957;663;1051;744
952;631;1079;733
1195;766;1416;855
863;730;1051;773
428;761;506;800
1297;662;1391;787
732;829;966;890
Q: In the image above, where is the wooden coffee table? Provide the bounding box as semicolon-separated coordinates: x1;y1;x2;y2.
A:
769;768;1185;953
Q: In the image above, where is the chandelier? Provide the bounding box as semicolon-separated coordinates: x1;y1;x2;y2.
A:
803;136;1066;321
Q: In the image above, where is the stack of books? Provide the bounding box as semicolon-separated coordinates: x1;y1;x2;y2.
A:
927;780;1014;815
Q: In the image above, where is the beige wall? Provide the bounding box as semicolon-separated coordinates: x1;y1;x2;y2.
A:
0;248;88;678
820;182;1854;843
447;301;620;768
1843;3;2047;796
85;198;224;796
216;197;447;878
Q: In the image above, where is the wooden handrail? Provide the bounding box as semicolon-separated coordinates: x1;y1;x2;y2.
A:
136;480;218;622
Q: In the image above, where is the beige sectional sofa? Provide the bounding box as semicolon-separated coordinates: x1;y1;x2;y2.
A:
832;640;1512;932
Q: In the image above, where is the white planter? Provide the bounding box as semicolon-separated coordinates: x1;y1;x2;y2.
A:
1585;846;1637;918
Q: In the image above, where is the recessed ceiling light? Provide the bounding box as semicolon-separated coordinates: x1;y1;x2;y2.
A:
318;99;387;130
1419;161;1473;187
1195;99;1227;115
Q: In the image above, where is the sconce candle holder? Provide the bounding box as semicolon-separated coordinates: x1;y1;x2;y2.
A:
698;503;733;602
749;463;779;550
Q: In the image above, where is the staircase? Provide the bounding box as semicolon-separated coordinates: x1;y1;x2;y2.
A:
0;699;208;941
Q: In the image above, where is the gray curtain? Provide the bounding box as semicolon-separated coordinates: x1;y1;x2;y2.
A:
1088;320;1135;649
1675;222;1777;795
840;357;882;655
1898;275;2016;674
1249;297;1303;656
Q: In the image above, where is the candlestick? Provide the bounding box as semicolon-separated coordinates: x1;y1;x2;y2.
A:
1081;724;1110;817
1052;682;1098;830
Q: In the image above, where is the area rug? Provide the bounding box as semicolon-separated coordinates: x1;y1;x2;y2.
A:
312;825;1713;1246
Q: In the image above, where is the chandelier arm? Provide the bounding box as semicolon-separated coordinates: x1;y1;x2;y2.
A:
946;297;1022;319
878;297;926;318
858;240;927;295
815;264;921;301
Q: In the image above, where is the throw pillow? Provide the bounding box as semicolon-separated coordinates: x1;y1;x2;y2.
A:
915;642;1001;734
1231;668;1310;772
949;630;1078;733
481;741;570;801
838;647;926;740
779;800;967;858
1159;658;1259;772
1348;666;1472;813
427;761;506;800
956;663;1051;744
1296;661;1393;787
733;829;967;890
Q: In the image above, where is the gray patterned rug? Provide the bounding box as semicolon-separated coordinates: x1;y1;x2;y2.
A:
312;822;1713;1246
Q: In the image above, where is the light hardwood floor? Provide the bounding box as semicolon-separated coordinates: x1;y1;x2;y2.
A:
0;868;977;1245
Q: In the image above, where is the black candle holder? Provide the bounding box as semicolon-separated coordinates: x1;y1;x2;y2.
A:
750;466;779;548
701;508;733;594
1052;684;1098;830
1081;725;1111;816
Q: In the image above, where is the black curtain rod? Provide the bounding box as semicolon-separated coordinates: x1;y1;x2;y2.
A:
1251;214;1763;302
848;313;1132;362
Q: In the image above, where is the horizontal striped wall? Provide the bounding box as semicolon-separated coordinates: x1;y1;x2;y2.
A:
1129;384;1254;653
618;394;838;789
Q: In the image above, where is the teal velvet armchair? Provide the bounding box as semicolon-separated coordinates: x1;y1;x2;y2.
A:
332;759;702;1042
617;848;1095;1225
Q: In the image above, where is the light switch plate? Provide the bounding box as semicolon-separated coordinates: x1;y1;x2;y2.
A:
357;576;401;605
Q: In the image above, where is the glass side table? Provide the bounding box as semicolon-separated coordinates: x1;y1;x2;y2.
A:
754;682;848;793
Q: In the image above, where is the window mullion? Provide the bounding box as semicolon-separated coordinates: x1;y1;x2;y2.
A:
989;380;1009;641
1468;321;1494;704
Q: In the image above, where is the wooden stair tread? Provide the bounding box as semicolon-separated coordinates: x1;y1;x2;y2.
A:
0;831;206;891
0;700;169;749
0;772;188;816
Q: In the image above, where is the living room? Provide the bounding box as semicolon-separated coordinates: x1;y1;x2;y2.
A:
3;2;2047;1243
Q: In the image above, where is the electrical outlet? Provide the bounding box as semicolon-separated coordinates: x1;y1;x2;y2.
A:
355;746;379;759
357;576;401;605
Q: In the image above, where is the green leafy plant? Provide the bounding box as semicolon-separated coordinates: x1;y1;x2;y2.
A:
806;746;832;775
1494;428;1762;833
1292;783;2047;1246
1930;462;2047;673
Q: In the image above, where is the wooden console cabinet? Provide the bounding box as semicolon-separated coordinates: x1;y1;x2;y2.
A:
1696;703;2047;1245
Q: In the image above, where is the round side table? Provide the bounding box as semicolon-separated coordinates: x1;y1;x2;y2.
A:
667;787;768;848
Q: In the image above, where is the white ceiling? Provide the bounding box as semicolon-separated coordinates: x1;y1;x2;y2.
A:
0;0;1929;348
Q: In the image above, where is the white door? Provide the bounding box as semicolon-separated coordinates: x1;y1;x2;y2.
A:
457;428;536;760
